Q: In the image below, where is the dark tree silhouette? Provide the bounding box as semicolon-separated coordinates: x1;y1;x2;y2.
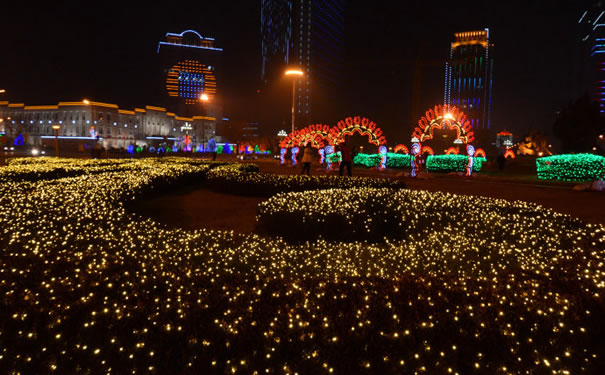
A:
553;94;605;153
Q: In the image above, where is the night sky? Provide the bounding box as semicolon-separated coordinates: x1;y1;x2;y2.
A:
0;1;591;142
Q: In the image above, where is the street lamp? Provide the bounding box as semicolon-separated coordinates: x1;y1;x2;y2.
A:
52;125;61;157
285;69;304;134
199;93;211;154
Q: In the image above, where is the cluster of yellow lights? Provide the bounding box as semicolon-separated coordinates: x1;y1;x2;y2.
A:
0;158;603;374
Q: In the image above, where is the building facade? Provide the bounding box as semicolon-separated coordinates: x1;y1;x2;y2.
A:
157;30;222;118
260;0;345;132
577;3;605;113
444;29;494;134
0;100;216;151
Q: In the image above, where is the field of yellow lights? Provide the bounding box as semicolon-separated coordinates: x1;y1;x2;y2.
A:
0;157;603;374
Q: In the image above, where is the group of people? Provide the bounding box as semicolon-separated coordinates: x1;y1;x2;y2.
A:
299;141;353;177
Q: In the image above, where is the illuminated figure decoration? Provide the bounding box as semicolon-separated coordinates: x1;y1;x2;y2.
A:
89;126;97;138
291;146;300;166
421;145;435;156
183;135;192;152
207;138;217;153
166;60;217;104
504;149;516;159
325;145;334;170
13;133;24;146
330;116;387;146
127;144;135;155
445;147;459;155
394;144;409;154
474;148;486;158
149;146;156;153
465;144;475;177
279;124;335;149
412;104;474;145
410;142;421;177
378;145;387;170
318;148;325;164
280;148;287;164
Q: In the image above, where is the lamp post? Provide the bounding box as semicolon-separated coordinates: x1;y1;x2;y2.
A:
199;93;210;154
285;69;304;135
52;125;61;157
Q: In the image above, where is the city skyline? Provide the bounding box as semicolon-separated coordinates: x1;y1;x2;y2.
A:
0;1;589;143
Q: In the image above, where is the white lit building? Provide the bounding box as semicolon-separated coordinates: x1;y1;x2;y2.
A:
0;100;216;150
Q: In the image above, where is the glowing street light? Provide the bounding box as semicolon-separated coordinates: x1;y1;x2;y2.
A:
200;93;209;102
52;125;61;157
284;68;304;134
83;99;90;105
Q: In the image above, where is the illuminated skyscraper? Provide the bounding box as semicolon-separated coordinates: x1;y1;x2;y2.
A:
577;3;605;113
444;29;494;132
157;30;222;116
260;0;345;131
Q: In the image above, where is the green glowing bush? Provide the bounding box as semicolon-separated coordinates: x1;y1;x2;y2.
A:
426;155;485;172
536;154;605;181
353;153;411;168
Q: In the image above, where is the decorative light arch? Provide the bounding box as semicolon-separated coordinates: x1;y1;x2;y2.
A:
445;147;459;155
330;116;387;146
279;124;334;149
504;149;516;159
421;146;435;156
475;148;486;158
394;144;409;154
412;104;474;144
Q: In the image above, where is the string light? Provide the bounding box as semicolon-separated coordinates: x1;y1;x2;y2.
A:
0;157;603;374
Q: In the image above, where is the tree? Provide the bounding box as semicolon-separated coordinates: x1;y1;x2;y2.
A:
553;94;605;153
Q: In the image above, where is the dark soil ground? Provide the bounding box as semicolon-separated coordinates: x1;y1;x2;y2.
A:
131;158;605;233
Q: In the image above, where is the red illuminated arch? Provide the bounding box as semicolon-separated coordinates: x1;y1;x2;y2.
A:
422;146;435;155
330;116;387;146
394;144;409;154
475;148;486;158
445;147;459;155
280;124;335;149
412;105;474;144
504;149;515;159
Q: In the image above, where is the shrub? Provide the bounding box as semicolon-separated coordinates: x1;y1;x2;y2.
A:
536;154;605;181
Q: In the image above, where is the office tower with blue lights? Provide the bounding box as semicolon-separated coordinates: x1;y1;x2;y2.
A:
157;30;222;117
260;0;345;132
444;29;494;134
577;4;605;113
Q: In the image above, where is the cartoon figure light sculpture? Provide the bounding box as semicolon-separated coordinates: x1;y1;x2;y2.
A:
466;144;475;177
280;148;287;165
325;145;334;170
318;148;325;164
291;146;300;166
410;142;421;177
378;145;387;170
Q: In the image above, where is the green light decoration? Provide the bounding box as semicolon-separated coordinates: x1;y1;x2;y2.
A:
135;147;142;153
354;153;484;172
328;152;342;163
254;145;260;154
536;154;605;181
354;153;412;168
217;145;224;154
426;154;485;172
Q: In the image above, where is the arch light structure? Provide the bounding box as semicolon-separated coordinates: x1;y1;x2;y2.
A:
412;104;474;145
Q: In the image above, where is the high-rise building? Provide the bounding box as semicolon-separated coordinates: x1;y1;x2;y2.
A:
444;29;494;134
157;30;222;117
577;3;605;113
260;0;345;133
